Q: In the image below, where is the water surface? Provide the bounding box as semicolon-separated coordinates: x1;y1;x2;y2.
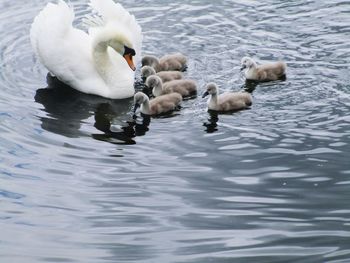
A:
0;0;350;262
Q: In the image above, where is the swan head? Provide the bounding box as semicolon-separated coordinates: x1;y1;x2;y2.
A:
141;66;156;81
133;92;148;113
108;38;136;71
240;57;256;71
122;45;136;71
202;83;218;98
93;26;137;71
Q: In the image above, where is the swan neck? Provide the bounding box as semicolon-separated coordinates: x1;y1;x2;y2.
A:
249;61;258;71
209;93;218;107
245;63;258;79
153;84;163;97
141;99;151;115
93;42;112;76
94;41;108;53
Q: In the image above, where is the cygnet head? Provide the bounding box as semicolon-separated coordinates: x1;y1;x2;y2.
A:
240;57;256;71
202;83;219;98
141;66;156;81
145;75;163;90
133;92;148;113
142;55;159;67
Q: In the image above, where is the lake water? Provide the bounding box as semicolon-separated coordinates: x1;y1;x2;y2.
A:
1;0;350;262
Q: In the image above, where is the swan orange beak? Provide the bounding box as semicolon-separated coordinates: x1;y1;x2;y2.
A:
124;54;136;71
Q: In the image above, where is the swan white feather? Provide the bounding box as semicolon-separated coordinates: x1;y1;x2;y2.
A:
30;0;143;99
89;0;142;63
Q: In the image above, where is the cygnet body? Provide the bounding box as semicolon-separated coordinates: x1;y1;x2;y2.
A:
142;53;187;72
241;57;287;81
202;83;252;112
141;66;183;83
133;92;182;116
146;75;197;98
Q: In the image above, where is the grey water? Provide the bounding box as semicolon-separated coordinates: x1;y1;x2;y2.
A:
1;0;350;262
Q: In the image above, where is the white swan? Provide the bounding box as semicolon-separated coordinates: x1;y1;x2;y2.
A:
30;0;142;99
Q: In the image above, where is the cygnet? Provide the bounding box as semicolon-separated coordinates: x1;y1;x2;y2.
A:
141;66;183;83
241;57;287;81
133;92;182;116
202;83;252;112
142;53;187;72
146;75;197;98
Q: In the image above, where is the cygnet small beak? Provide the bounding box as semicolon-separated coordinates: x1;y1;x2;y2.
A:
202;91;209;98
240;65;246;71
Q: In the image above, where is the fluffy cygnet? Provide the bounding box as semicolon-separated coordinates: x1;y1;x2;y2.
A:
141;66;183;83
133;92;182;116
146;75;197;98
241;57;287;81
142;53;187;72
202;83;252;112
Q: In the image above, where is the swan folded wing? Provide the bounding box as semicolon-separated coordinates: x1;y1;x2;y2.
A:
88;0;143;62
150;93;182;115
30;0;80;77
30;0;112;97
218;93;248;111
257;62;287;80
159;53;187;69
30;0;74;59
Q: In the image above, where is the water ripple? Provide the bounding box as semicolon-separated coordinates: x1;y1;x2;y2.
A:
0;0;350;262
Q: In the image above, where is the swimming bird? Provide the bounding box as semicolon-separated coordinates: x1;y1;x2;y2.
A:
240;57;287;81
133;92;182;116
145;75;197;98
202;83;252;112
30;0;142;99
141;66;183;83
142;53;187;72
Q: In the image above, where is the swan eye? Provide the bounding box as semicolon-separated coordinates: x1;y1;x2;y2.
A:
124;46;136;56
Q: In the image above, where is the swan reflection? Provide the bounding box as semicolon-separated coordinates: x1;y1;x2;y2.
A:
243;80;259;94
34;74;151;145
203;110;219;133
242;75;287;94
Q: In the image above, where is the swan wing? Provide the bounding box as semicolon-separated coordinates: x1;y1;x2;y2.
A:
30;0;74;59
30;1;108;96
89;0;143;63
30;0;78;71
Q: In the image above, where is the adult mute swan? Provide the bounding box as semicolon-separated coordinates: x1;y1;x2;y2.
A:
30;0;142;99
